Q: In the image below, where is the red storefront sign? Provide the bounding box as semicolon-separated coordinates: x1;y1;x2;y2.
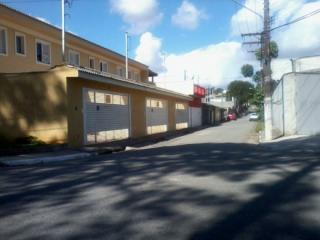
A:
194;85;205;97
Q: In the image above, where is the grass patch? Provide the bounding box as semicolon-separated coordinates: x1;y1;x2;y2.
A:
256;121;264;133
0;135;46;149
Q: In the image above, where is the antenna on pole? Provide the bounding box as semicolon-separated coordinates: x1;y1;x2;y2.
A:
125;32;129;79
61;0;65;63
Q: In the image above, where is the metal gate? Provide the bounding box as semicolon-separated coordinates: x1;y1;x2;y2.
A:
146;98;168;134
83;88;130;144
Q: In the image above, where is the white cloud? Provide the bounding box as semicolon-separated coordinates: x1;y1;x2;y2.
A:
135;35;258;92
171;0;206;30
135;32;166;73
133;0;320;95
158;42;258;90
230;0;320;79
110;0;163;34
273;1;320;58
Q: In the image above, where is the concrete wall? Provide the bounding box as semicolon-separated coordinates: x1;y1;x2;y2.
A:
0;67;77;143
0;5;148;82
295;56;320;72
295;73;320;135
272;72;320;138
271;81;284;138
283;74;297;135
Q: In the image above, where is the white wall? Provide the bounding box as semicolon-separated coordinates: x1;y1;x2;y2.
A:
272;72;320;137
295;56;320;72
283;74;297;135
295;73;320;135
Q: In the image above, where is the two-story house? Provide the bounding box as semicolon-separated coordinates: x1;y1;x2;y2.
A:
0;4;191;147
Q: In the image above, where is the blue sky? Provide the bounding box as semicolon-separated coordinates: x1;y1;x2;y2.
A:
2;0;320;90
3;0;239;56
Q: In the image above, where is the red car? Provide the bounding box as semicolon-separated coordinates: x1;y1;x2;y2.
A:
227;113;237;121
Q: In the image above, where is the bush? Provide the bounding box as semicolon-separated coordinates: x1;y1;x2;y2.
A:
13;136;46;146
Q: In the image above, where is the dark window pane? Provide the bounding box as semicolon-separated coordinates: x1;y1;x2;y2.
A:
37;43;42;62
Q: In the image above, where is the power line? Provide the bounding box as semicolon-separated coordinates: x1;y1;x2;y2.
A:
271;8;320;31
229;0;263;18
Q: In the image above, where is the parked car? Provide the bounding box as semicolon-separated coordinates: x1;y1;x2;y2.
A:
227;113;237;121
249;112;259;121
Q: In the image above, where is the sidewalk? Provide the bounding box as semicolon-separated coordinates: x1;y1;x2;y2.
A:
0;150;96;167
259;132;320;152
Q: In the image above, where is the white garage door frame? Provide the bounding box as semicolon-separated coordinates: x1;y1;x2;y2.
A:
82;88;132;145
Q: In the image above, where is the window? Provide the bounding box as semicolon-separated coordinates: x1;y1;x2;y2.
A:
15;32;26;56
0;27;8;55
176;103;186;110
91;90;128;106
117;66;125;77
128;71;132;79
134;72;140;81
146;99;164;108
89;57;95;69
100;61;108;72
36;40;51;65
68;50;80;66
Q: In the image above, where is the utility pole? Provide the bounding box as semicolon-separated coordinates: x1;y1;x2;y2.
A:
125;32;129;79
262;0;272;141
61;0;65;63
241;0;273;141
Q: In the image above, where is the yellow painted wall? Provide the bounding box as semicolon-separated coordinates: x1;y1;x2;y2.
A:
0;5;148;82
0;65;189;147
0;67;77;143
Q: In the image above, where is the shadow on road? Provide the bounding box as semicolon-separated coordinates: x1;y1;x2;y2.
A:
0;136;319;240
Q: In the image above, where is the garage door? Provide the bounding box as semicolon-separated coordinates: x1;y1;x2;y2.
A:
146;98;168;134
84;88;130;144
189;107;202;127
175;102;189;130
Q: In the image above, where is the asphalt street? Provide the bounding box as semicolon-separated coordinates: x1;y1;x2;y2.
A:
1;117;320;240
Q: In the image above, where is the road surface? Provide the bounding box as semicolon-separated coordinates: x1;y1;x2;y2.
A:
1;117;320;240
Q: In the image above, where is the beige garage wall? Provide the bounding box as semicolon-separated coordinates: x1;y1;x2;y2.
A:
67;77;189;147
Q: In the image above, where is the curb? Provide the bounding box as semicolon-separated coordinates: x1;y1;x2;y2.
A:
1;152;96;167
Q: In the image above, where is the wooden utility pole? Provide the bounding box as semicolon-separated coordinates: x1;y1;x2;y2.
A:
241;0;273;140
262;0;273;140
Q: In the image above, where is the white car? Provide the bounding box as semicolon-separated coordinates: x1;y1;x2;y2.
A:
249;112;259;121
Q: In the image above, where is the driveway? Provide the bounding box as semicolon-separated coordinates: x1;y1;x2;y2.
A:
1;118;320;240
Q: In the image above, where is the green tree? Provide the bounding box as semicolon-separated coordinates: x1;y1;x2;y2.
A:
241;64;254;78
250;86;264;117
253;70;263;84
255;41;279;61
227;80;254;110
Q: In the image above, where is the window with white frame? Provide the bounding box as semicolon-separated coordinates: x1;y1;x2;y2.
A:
100;61;108;72
117;66;125;77
15;32;26;56
36;40;51;64
0;27;8;55
89;57;95;69
68;50;80;66
128;70;132;79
